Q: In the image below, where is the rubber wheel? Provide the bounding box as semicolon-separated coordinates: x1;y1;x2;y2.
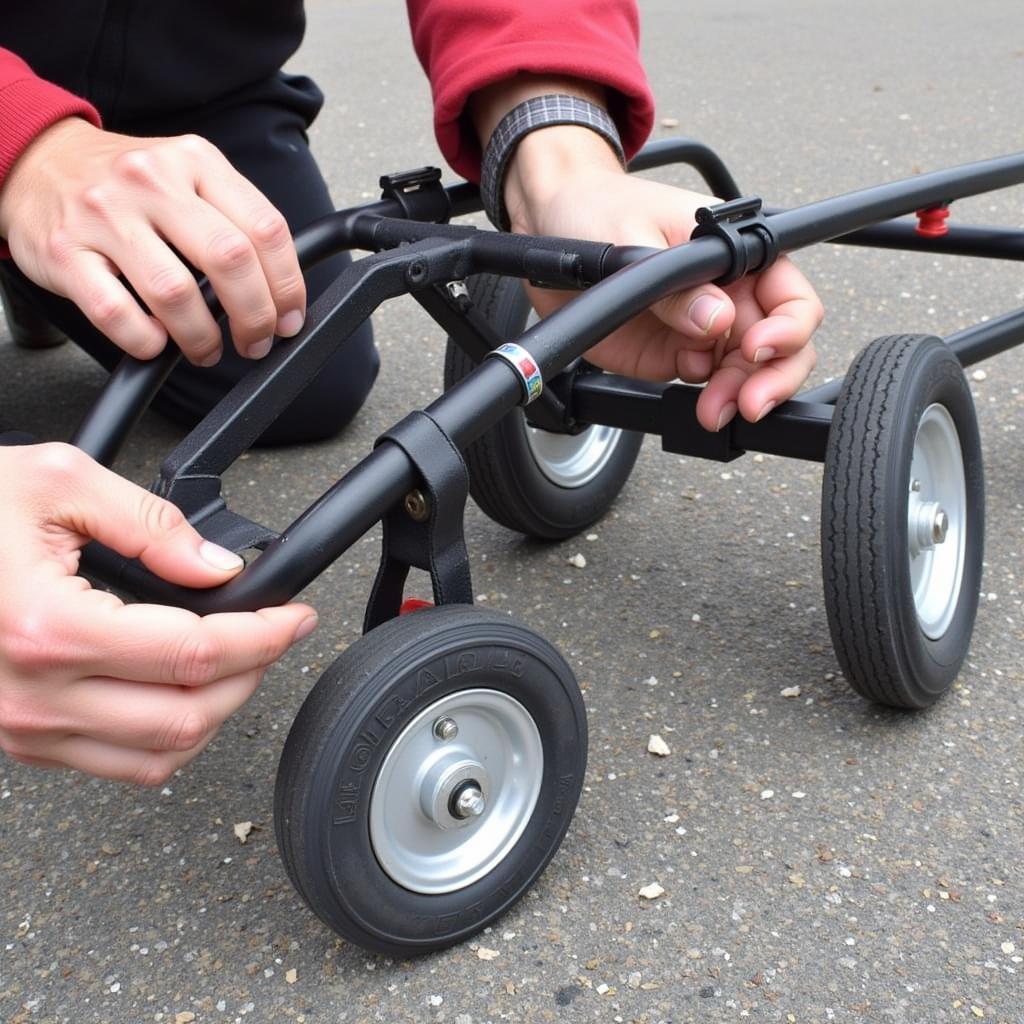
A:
443;274;643;539
273;605;587;955
821;334;984;708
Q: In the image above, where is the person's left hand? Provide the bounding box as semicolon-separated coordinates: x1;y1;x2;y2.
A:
504;127;824;432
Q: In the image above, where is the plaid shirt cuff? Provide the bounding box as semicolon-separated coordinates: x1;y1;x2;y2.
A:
480;94;624;231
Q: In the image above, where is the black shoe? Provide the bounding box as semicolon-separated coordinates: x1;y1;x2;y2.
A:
0;270;68;349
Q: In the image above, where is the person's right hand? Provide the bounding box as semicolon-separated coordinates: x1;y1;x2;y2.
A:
0;443;318;785
0;118;306;365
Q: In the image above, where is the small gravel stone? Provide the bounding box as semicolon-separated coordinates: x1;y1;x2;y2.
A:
476;946;500;961
628;971;642;989
760;789;774;800
1002;941;1016;955
780;686;801;698
972;369;987;381
647;734;671;757
233;821;254;844
568;553;587;569
638;882;665;900
428;995;443;1007
660;116;680;127
286;968;298;983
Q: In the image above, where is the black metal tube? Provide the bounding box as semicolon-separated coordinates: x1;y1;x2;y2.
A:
627;137;743;200
802;217;1024;261
947;306;1024;366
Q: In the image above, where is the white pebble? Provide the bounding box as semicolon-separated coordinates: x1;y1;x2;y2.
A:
760;789;774;800
568;553;587;569
792;791;807;799
972;369;988;381
691;613;701;623
638;882;665;900
780;686;802;698
647;734;671;757
1002;941;1017;955
428;995;443;1007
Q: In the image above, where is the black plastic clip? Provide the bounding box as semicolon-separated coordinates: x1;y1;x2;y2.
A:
363;410;473;632
379;166;451;224
690;196;779;285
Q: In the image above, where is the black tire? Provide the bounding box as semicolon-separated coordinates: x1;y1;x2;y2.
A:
443;274;642;539
273;605;587;955
821;334;984;708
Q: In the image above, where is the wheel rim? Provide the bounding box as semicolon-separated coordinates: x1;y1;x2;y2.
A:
907;403;967;639
369;689;543;895
525;423;624;488
518;306;626;488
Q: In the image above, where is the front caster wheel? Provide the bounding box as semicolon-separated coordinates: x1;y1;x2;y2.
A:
273;606;587;955
821;334;984;708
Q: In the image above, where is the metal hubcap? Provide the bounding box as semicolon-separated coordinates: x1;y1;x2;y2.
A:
369;689;543;894
907;404;967;639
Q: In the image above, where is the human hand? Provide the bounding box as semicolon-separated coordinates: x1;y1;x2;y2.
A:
0;443;317;785
0;118;306;366
505;127;824;431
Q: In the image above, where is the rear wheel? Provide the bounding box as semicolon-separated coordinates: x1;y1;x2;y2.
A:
821;334;984;708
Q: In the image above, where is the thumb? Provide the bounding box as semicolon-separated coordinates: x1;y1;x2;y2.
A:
50;444;244;588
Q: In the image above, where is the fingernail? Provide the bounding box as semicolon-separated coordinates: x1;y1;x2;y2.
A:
277;310;305;337
753;346;777;363
756;400;777;422
199;349;222;368
199;540;244;571
716;402;738;432
687;294;726;335
293;614;319;642
248;337;274;359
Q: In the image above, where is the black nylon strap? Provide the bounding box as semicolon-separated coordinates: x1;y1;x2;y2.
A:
363;410;473;632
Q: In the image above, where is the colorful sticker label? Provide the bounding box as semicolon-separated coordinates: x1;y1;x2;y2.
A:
491;342;543;404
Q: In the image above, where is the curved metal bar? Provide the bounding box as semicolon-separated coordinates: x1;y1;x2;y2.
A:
627;137;743;200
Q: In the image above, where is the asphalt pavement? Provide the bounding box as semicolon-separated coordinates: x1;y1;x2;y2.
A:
1;2;1022;1022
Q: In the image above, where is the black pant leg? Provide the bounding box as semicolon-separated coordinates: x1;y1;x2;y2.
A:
1;72;378;445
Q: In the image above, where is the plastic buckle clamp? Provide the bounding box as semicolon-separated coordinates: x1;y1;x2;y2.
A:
379;166;451;223
690;196;779;285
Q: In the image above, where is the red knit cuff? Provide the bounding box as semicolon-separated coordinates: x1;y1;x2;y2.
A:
0;76;101;259
430;41;654;183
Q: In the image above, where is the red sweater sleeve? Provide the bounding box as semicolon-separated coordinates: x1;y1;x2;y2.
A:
0;48;101;198
406;0;654;182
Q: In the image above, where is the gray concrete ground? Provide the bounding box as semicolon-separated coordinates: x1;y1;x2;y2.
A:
2;1;1023;1022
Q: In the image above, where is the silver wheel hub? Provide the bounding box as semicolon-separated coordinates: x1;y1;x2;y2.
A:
369;689;543;894
525;422;624;488
907;404;967;639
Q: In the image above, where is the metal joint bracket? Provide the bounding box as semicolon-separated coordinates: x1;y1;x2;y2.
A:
691;196;780;285
379;166;451;223
363;410;473;631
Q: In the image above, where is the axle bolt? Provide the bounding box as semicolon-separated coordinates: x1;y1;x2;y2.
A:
404;489;430;522
451;783;485;819
433;716;458;742
911;479;922;492
932;509;949;544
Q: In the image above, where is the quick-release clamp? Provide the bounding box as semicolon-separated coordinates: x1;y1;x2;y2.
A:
379;166;451;223
690;196;780;285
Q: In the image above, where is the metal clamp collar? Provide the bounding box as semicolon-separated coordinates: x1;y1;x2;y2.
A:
487;343;543;405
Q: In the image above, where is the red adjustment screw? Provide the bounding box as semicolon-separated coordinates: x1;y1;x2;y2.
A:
915;205;950;238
